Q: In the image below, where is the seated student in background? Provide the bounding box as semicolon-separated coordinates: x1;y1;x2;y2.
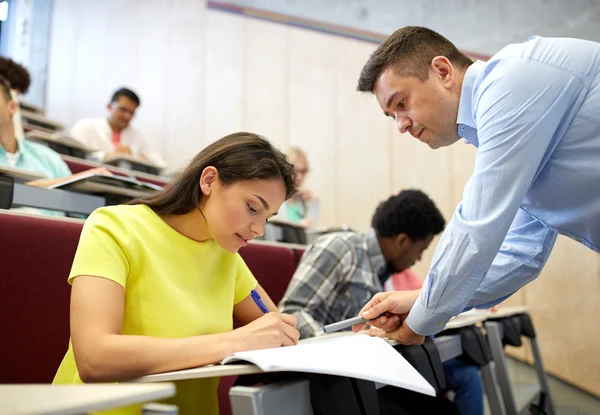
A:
279;190;484;415
53;133;300;415
70;87;167;168
277;146;318;228
0;57;30;141
0;75;110;189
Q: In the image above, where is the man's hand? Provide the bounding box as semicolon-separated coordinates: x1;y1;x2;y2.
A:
104;146;132;159
370;322;425;346
351;290;420;333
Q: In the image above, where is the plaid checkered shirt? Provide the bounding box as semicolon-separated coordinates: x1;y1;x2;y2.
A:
279;228;389;339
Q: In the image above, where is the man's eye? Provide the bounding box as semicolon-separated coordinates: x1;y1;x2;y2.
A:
398;100;405;108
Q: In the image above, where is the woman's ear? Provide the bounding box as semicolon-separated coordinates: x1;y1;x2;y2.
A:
199;166;219;196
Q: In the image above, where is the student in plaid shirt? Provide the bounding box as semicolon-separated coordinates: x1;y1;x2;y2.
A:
279;189;484;415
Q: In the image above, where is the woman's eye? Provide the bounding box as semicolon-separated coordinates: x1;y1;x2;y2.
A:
247;203;257;213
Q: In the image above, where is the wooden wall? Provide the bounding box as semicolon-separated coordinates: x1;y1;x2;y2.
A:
46;0;599;397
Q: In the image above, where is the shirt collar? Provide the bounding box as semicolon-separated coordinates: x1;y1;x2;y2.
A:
0;136;23;158
456;60;485;144
365;228;387;277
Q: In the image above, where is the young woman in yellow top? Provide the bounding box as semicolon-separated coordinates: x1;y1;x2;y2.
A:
53;133;301;414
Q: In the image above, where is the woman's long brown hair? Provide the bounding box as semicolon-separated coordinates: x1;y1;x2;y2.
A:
130;132;297;215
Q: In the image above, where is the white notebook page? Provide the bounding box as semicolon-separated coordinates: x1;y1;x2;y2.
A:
221;334;435;396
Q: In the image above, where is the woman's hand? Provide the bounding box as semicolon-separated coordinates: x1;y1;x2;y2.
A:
228;312;300;352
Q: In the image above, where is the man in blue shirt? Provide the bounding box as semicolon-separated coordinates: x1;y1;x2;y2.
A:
353;27;600;344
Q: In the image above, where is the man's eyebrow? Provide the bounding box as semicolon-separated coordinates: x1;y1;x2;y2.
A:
385;92;398;110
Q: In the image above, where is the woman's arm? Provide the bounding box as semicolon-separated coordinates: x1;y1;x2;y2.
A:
71;277;297;383
233;284;277;325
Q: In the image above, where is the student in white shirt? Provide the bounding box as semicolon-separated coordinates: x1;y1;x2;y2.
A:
70;88;167;168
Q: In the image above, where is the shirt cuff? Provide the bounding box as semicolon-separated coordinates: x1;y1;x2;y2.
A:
406;298;456;336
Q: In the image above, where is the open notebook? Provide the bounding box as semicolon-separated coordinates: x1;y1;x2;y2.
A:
47;173;164;192
221;334;435;396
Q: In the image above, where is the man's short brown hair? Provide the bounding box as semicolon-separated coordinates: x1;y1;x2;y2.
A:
357;26;473;93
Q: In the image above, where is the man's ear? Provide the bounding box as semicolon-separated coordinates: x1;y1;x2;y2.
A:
7;100;17;116
106;102;113;112
430;56;455;87
395;233;411;250
199;166;219;196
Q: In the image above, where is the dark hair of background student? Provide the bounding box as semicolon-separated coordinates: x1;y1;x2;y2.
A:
111;87;141;106
0;57;31;94
372;189;445;241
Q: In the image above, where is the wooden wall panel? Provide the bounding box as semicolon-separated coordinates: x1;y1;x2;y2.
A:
203;10;245;146
390;127;453;278
242;19;289;151
162;1;206;169
525;236;600;396
287;27;339;227
336;39;390;231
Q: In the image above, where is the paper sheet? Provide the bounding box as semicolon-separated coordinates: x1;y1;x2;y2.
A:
222;334;435;396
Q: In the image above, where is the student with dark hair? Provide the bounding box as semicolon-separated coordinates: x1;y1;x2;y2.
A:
70;87;167;167
53;132;300;414
280;190;484;415
355;26;600;346
0;75;110;193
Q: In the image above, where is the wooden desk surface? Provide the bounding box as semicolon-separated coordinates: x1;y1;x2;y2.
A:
61;155;169;185
25;131;96;153
69;181;150;198
466;306;530;319
0;383;175;415
104;153;164;170
0;165;45;181
129;363;262;384
444;313;488;330
20;110;64;130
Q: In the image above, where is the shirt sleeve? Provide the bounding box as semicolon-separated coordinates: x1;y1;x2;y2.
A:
68;208;130;288
468;208;558;308
233;253;258;305
50;154;73;179
278;237;354;338
406;58;585;335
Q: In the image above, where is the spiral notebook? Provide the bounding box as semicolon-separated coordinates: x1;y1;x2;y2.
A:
221;334;435;396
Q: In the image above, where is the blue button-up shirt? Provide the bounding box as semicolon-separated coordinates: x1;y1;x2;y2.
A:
407;36;600;336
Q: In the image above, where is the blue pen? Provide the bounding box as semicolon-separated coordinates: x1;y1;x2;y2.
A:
251;289;270;314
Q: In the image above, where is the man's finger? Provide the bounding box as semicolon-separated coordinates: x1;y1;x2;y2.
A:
361;298;391;319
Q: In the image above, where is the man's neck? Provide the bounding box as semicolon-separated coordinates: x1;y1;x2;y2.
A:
107;118;124;133
0;123;17;153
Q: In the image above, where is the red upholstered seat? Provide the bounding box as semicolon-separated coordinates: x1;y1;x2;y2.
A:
293;247;306;268
238;243;296;306
0;212;83;383
62;157;94;174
